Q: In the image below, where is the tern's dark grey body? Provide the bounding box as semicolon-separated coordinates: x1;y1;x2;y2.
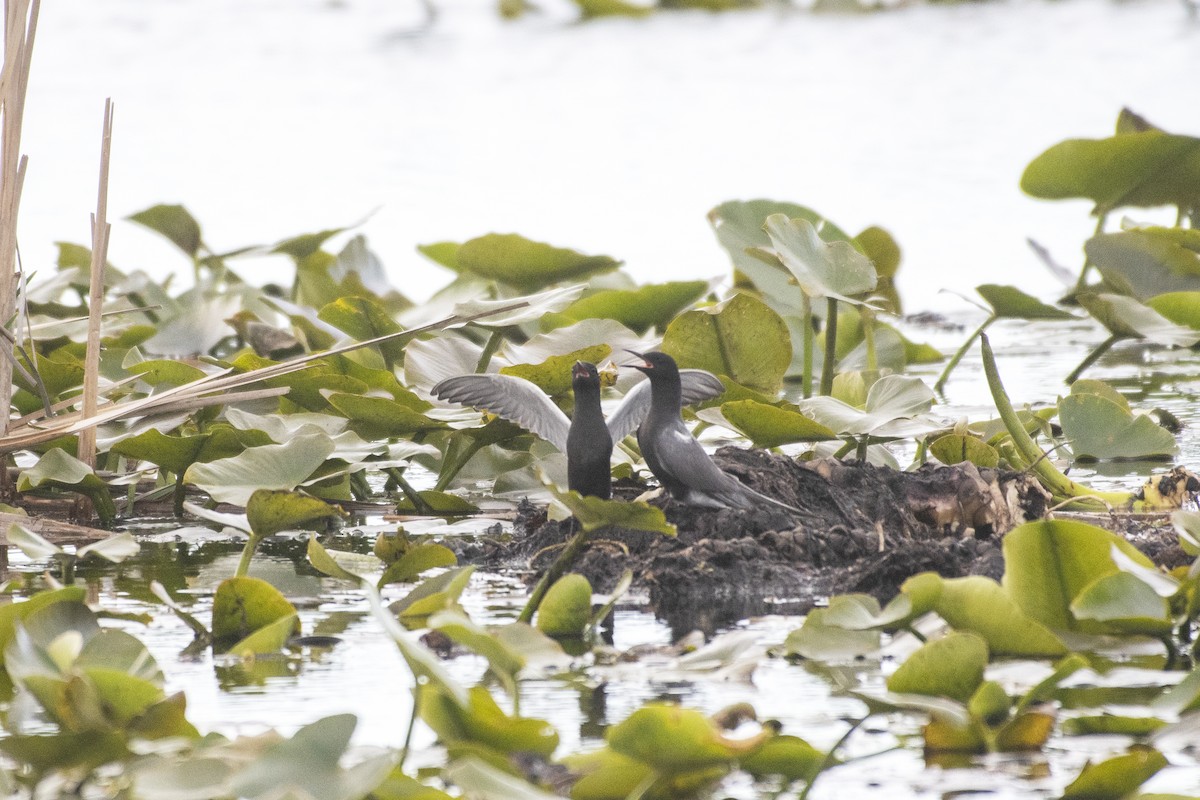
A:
631;351;801;513
432;361;724;500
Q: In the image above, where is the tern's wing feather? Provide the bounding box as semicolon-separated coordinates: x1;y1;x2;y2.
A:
606;369;725;442
431;374;571;453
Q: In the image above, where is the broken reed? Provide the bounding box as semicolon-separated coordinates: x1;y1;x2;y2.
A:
0;0;40;438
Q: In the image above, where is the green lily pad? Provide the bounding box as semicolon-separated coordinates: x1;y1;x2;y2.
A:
1002;519;1157;634
549;489;675;536
535;574;592;638
17;449;116;524
391;567;475;626
661;293;791;394
763;214;877;302
976;284;1075;319
420;684;559;758
1086;229;1200;300
606;703;768;772
245;489;342;538
908;574;1067;657
542;281;708;334
454;233;620;292
500;345;612;397
739;734;824;783
1060;749;1169;800
1077;293;1200;347
1147;290;1200;330
718;400;837;447
184;433;337;506
1070;572;1172;636
318;296;406;370
800;374;939;438
784;608;881;661
1021;130;1200;215
125;358;209;387
1058;393;1177;460
929;434;1001;468
128;204;203;257
228;613;300;656
886;632;988;703
212;577;299;645
378;543;458;588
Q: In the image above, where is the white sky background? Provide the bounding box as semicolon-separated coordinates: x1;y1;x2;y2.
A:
17;0;1200;310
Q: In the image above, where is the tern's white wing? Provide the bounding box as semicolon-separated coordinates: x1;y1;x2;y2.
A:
431;373;571;453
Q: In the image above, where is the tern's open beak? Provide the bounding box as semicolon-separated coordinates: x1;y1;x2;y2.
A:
624;349;651;372
572;361;588;379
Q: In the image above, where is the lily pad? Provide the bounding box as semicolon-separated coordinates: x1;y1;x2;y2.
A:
976;284;1075;320
886;632;988;703
763;214;877;302
1060;749;1169;800
1058;391;1177;461
661;293;791;394
535;574;592;638
606;703;768;772
1086;229;1200;300
184;433;337;506
455;233;620;292
1077;293;1200;347
129;204;203;257
542;281;708;334
717;400;837;447
1021;130;1200;215
245;489;342;538
211;577;299;644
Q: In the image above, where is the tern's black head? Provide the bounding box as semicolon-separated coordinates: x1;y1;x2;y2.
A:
625;350;679;379
572;361;600;390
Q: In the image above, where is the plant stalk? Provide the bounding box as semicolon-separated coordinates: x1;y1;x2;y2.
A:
935;315;994;395
820;297;838;396
980;333;1131;508
1064;334;1121;385
517;518;592;624
235;534;262;577
801;292;814;398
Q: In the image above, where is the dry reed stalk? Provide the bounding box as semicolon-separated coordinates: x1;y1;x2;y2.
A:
77;99;114;468
0;300;530;454
0;0;39;438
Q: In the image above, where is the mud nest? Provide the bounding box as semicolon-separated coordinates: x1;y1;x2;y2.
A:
470;448;1183;631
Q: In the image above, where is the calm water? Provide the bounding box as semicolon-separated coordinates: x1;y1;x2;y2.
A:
10;1;1200;796
18;0;1200;313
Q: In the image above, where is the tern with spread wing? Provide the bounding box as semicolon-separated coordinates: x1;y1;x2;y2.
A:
629;351;801;513
432;361;724;499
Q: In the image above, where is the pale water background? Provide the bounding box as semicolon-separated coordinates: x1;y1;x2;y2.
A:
17;0;1200;314
9;2;1200;797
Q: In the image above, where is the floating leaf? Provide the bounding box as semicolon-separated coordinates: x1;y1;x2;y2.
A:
800;374;939;438
907;574;1067;657
1077;293;1200;347
718;400;837;447
929;434;1001;468
548;489;675;536
184;433;337;506
535;574;592;638
542;281;708;334
245;490;342;538
1087;229;1200;300
420;684;559;758
1021;131;1200;215
1070;572;1172;636
444;756;564;800
607;704;768;772
211;577;299;644
499;345;612;397
1002;519;1157;633
1060;749;1168;800
377;543;458;588
784;608;881;661
1059;392;1177;460
318;296;406;369
886;632;988;703
661;293;791;394
455;233;620;292
976;284;1074;320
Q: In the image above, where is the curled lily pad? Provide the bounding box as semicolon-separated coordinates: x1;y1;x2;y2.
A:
535;574;592;638
245;490;342;538
784;608;881;661
929;434;1001;468
128;204;203;257
211;577;299;646
886;632;988;703
1086;228;1200;300
1021;131;1200;215
184;433;337;506
1060;749;1169;800
606;703;770;772
542;281;708;335
17;448;116;525
800;374;940;439
763;214;876;302
1076;293;1200;347
717;400;836;448
661;293;791;394
1058;386;1177;461
453;233;620;292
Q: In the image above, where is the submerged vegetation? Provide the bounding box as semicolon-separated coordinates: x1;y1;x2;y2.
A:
3;0;1200;789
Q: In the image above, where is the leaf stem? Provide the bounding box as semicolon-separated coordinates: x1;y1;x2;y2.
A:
235;534;262;577
935;315;995;395
387;467;434;514
517;518;592;624
820;298;838;396
798;716;867;800
474;327;505;373
802;293;814;399
1071;213;1108;294
1064;334;1121;385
